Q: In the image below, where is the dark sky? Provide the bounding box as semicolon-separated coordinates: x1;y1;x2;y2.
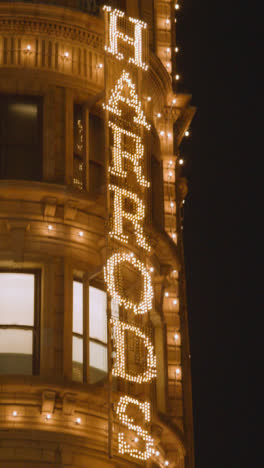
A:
175;2;242;467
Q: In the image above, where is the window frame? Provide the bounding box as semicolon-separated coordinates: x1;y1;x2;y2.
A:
72;277;108;384
0;94;43;181
0;268;41;375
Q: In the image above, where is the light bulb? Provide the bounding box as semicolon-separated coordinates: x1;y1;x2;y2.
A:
175;3;180;9
175;47;179;52
78;231;84;237
168;171;173;178
157;113;161;118
170;202;174;208
12;410;17;417
76;417;81;425
97;63;103;69
175;74;180;80
172;98;176;104
166;62;170;69
156;450;160;456
166;18;170;25
185;130;190;136
173;299;177;305
167;133;171;137
46;414;51;420
64;51;69;58
174;333;179;340
169;160;173;165
172;233;176;239
48;225;53;231
26;44;31;51
147;96;151;101
165;461;169;466
179;158;184;165
134;437;139;443
165;292;169;297
176;368;180;375
150;266;154;273
160;130;165;136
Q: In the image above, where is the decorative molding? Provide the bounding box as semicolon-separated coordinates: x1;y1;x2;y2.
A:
0;18;103;49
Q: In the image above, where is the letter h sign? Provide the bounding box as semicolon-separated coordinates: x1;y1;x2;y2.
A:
103;6;148;70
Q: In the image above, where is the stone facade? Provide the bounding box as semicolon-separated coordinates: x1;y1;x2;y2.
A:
0;1;195;467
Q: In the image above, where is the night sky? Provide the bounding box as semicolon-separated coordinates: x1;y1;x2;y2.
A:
175;2;242;467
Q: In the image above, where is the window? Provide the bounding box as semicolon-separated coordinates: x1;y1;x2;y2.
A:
89;113;105;195
72;280;108;384
0;95;42;181
0;271;40;375
73;104;84;190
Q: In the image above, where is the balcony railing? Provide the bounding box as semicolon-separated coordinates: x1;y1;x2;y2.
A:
0;0;104;16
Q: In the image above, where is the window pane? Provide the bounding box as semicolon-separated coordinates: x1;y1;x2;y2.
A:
73;281;83;334
72;336;83;383
0;329;32;375
89;342;107;384
0;95;42;181
89;286;107;343
0;273;34;326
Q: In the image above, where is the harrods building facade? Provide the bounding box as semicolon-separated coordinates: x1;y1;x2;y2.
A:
0;1;196;467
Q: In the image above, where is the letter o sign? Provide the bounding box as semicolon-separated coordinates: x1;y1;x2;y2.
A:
104;252;153;315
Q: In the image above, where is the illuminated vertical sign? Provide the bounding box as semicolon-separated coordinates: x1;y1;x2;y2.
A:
104;6;156;461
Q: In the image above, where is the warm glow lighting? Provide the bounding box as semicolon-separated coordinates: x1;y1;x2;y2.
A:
165;292;169;297
79;231;84;237
46;414;51;420
172;98;176;104
48;225;53;231
76;417;81;425
156;450;160;456
12;410;17;417
176;368;180;375
175;3;180;9
170;202;174;208
185;130;190;136
175;47;179;52
97;63;103;69
172;233;176;239
173;299;177;305
64;51;69;58
175;74;180;80
104;9;156;462
166;18;170;25
167;133;171;137
169;160;173;165
104;6;148;70
165;461;169;466
26;44;31;51
179;159;184;165
174;333;179;340
160;130;165;136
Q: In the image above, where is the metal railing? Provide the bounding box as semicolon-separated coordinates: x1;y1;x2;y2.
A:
0;0;103;16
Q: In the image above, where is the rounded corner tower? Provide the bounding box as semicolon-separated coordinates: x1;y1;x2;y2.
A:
0;1;196;467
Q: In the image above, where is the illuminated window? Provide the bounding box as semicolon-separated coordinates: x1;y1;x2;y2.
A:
72;280;108;384
89;113;105;195
73;104;85;190
0;95;42;181
0;271;40;375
